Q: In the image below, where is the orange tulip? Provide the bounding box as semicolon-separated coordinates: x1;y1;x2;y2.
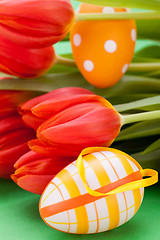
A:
0;0;75;48
0;90;36;178
0;35;55;78
11;151;74;194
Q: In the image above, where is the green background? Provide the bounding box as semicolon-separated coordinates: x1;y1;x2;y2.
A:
0;1;160;240
0;179;159;240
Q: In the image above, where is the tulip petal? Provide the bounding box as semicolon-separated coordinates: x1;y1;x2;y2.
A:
29;139;79;157
12;150;74;194
11;174;53;194
0;0;75;48
38;103;121;147
20;87;94;113
0;35;55;78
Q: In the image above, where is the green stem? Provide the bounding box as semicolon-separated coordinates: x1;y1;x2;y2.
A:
55;55;76;67
76;11;160;21
128;62;160;72
55;55;160;73
122;110;160;125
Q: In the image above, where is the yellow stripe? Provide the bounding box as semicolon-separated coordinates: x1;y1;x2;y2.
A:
114;151;142;216
84;153;120;230
113;151;135;175
57;169;89;234
83;154;111;186
106;195;120;230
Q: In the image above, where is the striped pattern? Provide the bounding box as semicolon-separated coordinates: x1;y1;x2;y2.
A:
40;149;144;234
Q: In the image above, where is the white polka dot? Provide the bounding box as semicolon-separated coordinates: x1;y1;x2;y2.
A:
84;60;94;72
122;64;129;74
104;40;117;53
73;34;81;47
102;7;115;13
131;29;136;42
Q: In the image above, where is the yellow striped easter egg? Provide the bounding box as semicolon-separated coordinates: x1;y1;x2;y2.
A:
39;148;144;234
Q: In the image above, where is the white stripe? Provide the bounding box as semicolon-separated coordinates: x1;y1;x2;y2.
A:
124;190;135;208
116;192;127;226
41;184;63;208
72;174;88;195
65;161;78;175
101;151;127;179
116;192;126;212
58;183;71;200
85;202;97;233
118;212;127;226
83;160;101;190
46;211;69;224
96;198;109;232
127;206;135;221
127;158;139;172
40;183;56;207
52;176;62;185
98;218;110;233
99;154;118;183
68;209;77;233
85;202;97;221
91;152;105;161
108;156;127;179
101;151;116;158
96;198;109;218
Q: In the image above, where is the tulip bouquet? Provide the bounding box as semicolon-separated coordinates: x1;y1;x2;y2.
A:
0;0;160;238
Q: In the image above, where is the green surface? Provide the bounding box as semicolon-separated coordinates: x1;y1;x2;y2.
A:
0;179;159;240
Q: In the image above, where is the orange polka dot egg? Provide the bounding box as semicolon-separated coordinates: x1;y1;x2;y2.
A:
70;3;137;88
39;148;144;234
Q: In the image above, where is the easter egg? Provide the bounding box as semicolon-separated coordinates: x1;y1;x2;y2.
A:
39;148;144;234
70;4;137;88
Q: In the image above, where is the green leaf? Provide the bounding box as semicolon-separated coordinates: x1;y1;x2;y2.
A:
0;72;91;92
116;119;160;141
112;136;159;154
137;19;160;41
136;104;160;111
108;93;158;105
93;75;160;98
142;138;160;154
132;150;160;172
135;46;160;59
76;0;160;11
132;56;160;63
115;96;160;112
145;69;160;78
0;74;160;99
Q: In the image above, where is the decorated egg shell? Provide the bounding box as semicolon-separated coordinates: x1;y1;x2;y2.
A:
70;4;137;88
39;148;144;234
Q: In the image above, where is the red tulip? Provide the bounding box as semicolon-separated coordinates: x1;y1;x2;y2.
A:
0;0;75;48
19;87;95;130
19;87;122;157
0;90;36;178
11;151;74;194
0;35;55;78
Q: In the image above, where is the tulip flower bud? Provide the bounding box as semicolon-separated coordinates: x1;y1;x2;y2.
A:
20;87;96;130
0;0;75;48
0;90;36;178
20;87;122;157
0;35;55;78
11;151;75;194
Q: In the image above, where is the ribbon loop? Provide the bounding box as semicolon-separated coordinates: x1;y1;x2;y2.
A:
76;147;158;197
